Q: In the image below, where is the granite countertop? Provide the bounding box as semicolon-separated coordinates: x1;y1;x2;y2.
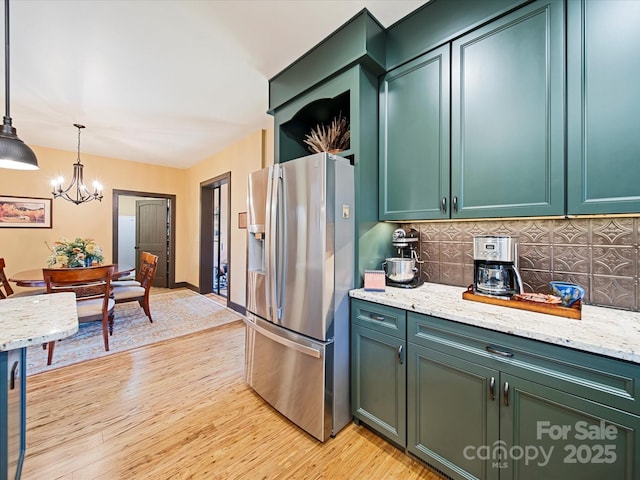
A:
0;293;79;351
350;282;640;364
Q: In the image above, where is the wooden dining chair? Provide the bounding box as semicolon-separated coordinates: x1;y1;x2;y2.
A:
43;265;115;365
113;252;158;322
111;251;156;288
0;258;15;299
0;258;48;298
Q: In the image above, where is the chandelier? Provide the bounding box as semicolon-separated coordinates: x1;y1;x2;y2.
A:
51;124;103;204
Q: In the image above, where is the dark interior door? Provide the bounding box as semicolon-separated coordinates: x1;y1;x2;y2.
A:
136;199;168;287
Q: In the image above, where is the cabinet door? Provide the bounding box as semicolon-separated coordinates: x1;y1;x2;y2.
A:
407;342;500;480
1;349;26;480
567;0;640;214
352;324;406;446
501;373;639;480
451;0;564;218
379;45;450;221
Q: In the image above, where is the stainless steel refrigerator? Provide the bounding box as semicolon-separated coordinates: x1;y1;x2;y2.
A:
245;152;354;442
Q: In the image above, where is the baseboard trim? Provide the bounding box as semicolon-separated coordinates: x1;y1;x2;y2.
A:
227;301;246;315
175;282;198;292
175;282;246;315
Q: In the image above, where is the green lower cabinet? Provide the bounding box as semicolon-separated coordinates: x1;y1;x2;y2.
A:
1;348;26;480
351;324;406;447
502;373;639;480
406;336;639;480
407;342;500;480
351;303;640;479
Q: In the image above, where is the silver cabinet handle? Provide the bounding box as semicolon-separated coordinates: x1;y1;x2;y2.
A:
452;195;458;213
486;345;514;358
398;345;404;364
503;381;510;406
489;376;495;401
10;361;19;390
441;196;447;214
369;314;385;322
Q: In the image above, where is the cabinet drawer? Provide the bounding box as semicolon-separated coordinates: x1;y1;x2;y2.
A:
408;312;640;416
351;299;406;339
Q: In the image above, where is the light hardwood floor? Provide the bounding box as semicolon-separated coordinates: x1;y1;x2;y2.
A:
22;320;443;479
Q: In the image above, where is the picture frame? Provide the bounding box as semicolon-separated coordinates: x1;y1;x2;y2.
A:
0;196;52;228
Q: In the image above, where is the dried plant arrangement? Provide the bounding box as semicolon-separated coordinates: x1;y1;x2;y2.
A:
303;114;350;154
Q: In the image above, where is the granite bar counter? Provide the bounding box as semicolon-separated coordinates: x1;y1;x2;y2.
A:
0;292;79;352
350;282;640;364
0;292;78;480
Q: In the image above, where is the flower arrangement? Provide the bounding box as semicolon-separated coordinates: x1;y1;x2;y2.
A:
46;237;104;267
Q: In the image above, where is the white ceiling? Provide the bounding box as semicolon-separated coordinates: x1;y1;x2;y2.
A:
3;0;428;169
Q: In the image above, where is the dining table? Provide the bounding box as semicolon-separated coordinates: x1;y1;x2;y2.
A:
9;264;135;288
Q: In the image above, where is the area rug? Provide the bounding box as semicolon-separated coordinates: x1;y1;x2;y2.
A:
26;288;244;376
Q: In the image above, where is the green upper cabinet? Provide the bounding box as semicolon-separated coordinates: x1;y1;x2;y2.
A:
451;0;565;218
380;0;564;221
379;45;450;221
567;0;640;215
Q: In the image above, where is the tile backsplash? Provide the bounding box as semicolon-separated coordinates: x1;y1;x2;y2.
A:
403;216;640;311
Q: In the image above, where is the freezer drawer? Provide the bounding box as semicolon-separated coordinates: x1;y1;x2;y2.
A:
244;315;332;442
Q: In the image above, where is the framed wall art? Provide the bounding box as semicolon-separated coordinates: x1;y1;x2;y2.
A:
0;196;52;228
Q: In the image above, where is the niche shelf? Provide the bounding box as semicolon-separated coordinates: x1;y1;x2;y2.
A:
279;91;351;163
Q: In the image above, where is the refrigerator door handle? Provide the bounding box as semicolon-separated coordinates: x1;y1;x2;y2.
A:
247;319;322;359
266;165;277;320
274;167;286;321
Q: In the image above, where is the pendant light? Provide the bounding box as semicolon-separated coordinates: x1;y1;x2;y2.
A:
51;124;103;204
0;0;38;170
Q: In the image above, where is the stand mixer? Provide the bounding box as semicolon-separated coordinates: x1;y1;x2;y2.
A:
382;228;424;288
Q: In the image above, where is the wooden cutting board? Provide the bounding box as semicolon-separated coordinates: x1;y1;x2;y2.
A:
462;286;582;320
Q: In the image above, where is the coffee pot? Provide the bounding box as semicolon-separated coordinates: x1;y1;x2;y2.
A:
473;236;523;297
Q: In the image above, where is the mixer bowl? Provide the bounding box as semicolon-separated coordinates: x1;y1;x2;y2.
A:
383;257;417;283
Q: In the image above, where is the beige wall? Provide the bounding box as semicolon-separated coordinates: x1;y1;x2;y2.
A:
1;127;274;305
185;129;274;308
0;145;186;293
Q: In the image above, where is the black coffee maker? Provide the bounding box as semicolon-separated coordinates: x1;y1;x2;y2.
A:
473;236;523;298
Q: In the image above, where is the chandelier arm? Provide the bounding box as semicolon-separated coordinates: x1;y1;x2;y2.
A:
74;162;89;201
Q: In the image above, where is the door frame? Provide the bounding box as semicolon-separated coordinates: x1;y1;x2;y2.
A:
200;172;231;298
112;189;176;288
